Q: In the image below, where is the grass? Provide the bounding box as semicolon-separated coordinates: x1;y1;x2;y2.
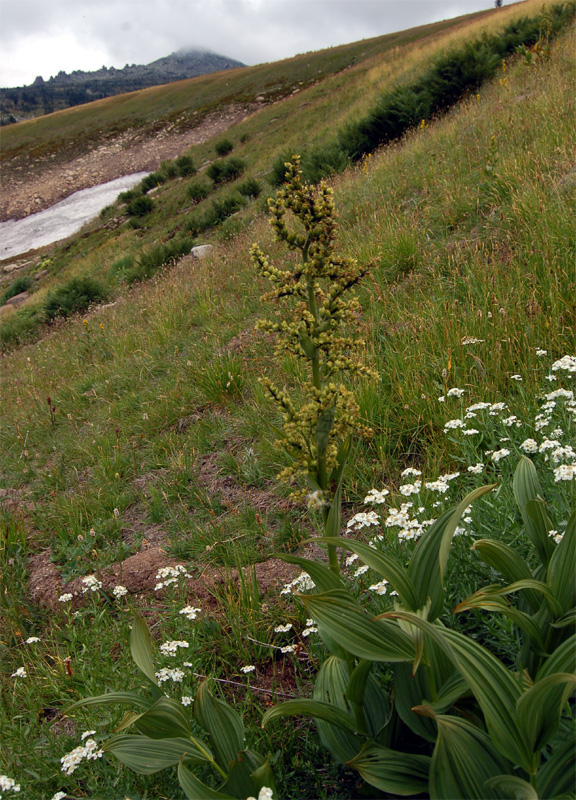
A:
0;3;575;797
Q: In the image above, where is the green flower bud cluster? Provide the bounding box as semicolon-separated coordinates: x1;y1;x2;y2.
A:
252;156;376;496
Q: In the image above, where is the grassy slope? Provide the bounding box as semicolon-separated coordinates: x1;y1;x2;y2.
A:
1;3;575;797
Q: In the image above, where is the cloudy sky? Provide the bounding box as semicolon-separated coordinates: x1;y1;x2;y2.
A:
0;0;509;88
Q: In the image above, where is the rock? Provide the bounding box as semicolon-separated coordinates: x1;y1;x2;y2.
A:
5;291;29;307
34;269;48;281
190;244;214;259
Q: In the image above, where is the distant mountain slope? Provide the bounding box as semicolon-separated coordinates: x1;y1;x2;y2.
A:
0;49;245;124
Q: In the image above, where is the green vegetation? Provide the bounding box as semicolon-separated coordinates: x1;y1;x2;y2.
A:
43;277;108;320
0;275;33;304
1;2;575;797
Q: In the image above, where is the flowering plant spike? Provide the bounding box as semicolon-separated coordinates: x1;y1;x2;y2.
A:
252;156;376;571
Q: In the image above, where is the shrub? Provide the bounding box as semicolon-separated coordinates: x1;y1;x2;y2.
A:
214;138;234;156
175;155;196;177
160;159;178;180
206;156;246;184
118;188;141;204
43;277;107;321
125;237;193;285
187;178;211;204
141;171;167;193
108;254;135;283
237;177;262;199
206;193;245;225
126;195;154;217
1;276;33;305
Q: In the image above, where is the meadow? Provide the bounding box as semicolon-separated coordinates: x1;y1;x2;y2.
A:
0;2;575;798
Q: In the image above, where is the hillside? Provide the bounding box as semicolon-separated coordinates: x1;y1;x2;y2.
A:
0;49;245;125
1;2;575;798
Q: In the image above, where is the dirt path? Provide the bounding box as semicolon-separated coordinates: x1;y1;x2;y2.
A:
0;102;260;222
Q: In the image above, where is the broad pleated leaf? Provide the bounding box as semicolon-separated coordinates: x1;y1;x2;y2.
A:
536;633;576;679
393;662;440;743
262;698;365;735
311;656;367;762
275;553;345;592
219;752;261;799
324;436;351;540
409;484;495;621
345;658;374;707
547;509;576;612
454;590;545;652
513;457;554;568
484;775;539;799
347;742;430;795
362;669;392;742
178;762;235;800
134;695;191;739
319;537;418;609
388;612;532;771
193;681;245;770
516;673;576;752
130;610;158;686
103;734;213;774
423;711;512;799
536;729;576;799
423;671;470;714
66;691;154;714
249;754;277;800
301;589;415;662
470;539;540;612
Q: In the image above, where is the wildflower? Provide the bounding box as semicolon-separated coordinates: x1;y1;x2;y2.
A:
241;665;256;673
81;575;102;594
492;448;511;462
181;696;193;706
536;349;547;356
369;579;389;595
510;375;522;381
25;636;41;644
280;645;296;654
154;564;191;591
345;553;359;566
0;776;21;794
447;388;465;398
247;787;274;800
425;480;450;493
502;415;520;427
489;402;508;415
553;464;576;482
535;416;551;431
306;490;326;510
545;388;574;401
81;730;96;740
461;337;484;345
155;667;185;683
520;439;538;453
401;468;422;477
363;488;389;504
462;428;480;435
550;445;576;464
551;355;576;373
399;481;421;496
302;625;318;636
160;640;190;657
439;472;460;482
11;667;27;678
179;605;202;620
280;572;315;595
112;585;128;598
274;624;293;633
52;793;67;800
466;402;492;412
545;374;557;381
438;396;445;403
113;508;120;519
60;737;103;775
58;593;73;602
346;510;380;529
539;439;562;454
467;463;485;474
444;419;465;430
354;564;370;577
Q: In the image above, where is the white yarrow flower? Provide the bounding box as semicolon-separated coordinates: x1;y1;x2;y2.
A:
492;448;511;462
11;667;27;678
241;665;256;673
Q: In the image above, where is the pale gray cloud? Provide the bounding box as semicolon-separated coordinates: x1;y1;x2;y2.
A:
0;0;503;87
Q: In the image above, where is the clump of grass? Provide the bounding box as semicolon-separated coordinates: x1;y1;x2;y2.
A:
126;195;154;217
237;177;262;199
43;277;107;320
124;237;193;284
1;276;33;305
215;138;234;156
187;177;211;204
175;154;197;177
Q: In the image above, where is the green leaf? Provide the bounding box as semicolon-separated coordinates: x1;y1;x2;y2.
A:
134;695;191;739
484;775;539;799
551;608;576;629
345;658;373;707
219;752;262;799
424;711;512;800
513;457;555;568
536;634;576;679
193;681;245;770
274;553;345;592
387;612;532;772
262;698;365;735
347;742;430;795
178;762;235;800
299;330;318;359
301;589;415;662
548;510;576;613
456;579;562;623
130;610;158;686
103;734;214;774
65;691;154;714
319;537;418;610
313;656;365;763
536;728;576;799
516;673;576;752
324;437;351;541
409;484;496;621
316;406;335;456
249;754;277;799
472;539;540;613
454;589;546;652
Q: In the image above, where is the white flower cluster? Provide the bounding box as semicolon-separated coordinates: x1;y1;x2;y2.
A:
154;565;191;591
347;510;380;529
461;337;484;345
160;640;190;656
274;623;293;633
399;480;421;496
155;667;185;683
302;618;318;637
0;775;20;794
179;605;202;620
281;571;316;595
60;734;104;775
11;667;27;678
81;575;102;594
554;464;576;482
112;585;128;598
25;636;41;644
491;448;511;463
247;787;274;800
241;664;256;673
363;488;389;504
551;355;576;373
58;593;74;603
